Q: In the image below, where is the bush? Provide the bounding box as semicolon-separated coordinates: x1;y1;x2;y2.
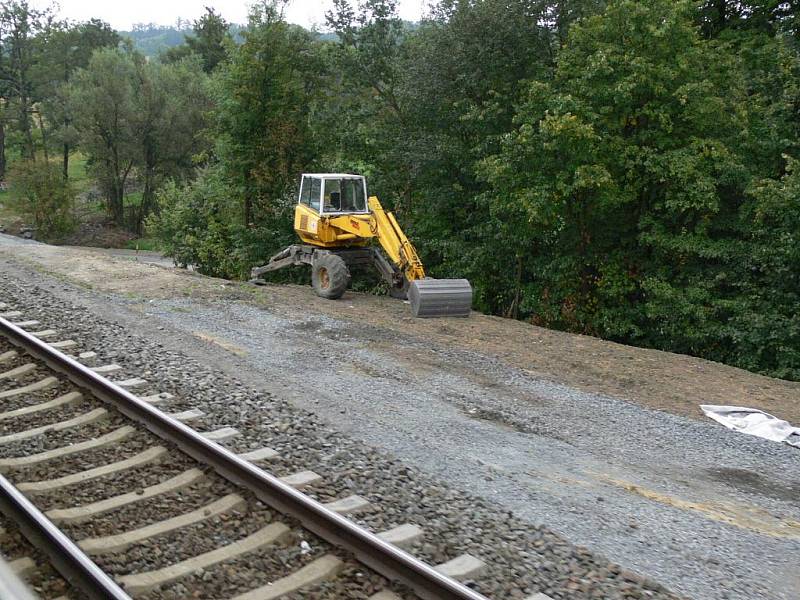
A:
148;167;298;280
7;160;75;240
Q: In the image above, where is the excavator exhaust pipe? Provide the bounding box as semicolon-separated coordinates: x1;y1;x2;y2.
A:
408;278;473;318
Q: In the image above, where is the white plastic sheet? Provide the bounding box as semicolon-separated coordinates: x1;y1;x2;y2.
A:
700;405;800;449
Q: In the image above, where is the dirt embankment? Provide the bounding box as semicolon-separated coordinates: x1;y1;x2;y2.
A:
3;239;799;423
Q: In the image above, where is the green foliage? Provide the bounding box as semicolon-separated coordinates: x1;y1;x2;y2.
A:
148;167;296;278
211;2;321;226
7;159;75;239
162;7;233;72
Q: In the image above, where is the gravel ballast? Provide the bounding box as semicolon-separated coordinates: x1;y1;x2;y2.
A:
1;252;797;599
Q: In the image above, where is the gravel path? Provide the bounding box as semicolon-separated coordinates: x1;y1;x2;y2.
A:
0;251;797;599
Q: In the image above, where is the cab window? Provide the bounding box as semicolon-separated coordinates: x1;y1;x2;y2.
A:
299;177;311;205
323;178;365;213
309;178;321;211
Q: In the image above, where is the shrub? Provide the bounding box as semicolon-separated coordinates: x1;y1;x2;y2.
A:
7;160;75;240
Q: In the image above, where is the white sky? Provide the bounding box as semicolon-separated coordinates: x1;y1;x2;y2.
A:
31;0;428;31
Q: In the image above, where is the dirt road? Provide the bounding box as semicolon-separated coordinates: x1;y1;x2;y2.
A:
1;235;798;600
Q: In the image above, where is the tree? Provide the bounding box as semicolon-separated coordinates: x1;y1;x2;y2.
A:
212;2;320;227
68;48;138;224
0;0;50;163
36;18;119;178
163;7;232;72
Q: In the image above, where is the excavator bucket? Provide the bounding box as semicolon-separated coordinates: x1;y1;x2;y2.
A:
408;278;473;318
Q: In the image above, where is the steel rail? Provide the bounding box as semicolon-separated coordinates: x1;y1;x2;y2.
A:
0;474;131;599
0;316;491;600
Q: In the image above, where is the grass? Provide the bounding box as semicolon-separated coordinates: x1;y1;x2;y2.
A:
124;237;162;251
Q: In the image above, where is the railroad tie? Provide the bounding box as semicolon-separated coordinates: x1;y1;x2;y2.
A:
169;409;205;423
90;364;122;374
279;470;322;490
0;426;135;472
376;523;424;549
77;493;245;555
0;408;107;444
230;554;344;600
11;320;39;328
30;330;58;339
369;592;403;600
116;522;291;595
8;556;36;577
238;447;279;462
115;377;148;389
0;350;18;364
202;427;240;442
0;392;83;421
48;340;77;349
0;376;58;400
17;446;167;495
140;392;174;405
0;311;23;319
0;363;37;380
322;494;371;515
46;468;205;524
434;554;487;580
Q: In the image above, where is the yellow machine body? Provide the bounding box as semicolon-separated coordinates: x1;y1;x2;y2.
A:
251;173;472;317
294;196;426;282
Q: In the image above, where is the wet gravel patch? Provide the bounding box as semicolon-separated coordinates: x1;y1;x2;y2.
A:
0;268;688;600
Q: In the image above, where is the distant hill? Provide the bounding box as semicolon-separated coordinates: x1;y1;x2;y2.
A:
118;24;192;58
116;23;360;58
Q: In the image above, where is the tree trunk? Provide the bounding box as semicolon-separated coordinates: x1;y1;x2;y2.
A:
0;118;6;181
19;97;35;161
35;110;49;162
62;143;69;180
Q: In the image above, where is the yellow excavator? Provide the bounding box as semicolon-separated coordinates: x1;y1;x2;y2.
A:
250;173;472;317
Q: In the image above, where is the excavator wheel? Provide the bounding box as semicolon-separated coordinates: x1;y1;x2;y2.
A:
408;278;473;318
312;254;350;299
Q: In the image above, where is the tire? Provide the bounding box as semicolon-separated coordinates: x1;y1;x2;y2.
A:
311;254;350;299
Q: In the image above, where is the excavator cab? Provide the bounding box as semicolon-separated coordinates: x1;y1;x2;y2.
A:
252;173;473;317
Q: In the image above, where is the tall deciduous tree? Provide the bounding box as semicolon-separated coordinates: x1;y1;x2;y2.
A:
212;1;319;227
163;7;232;73
68;48;137;224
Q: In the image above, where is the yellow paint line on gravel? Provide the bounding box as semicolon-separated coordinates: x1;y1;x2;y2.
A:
192;331;248;357
595;473;800;539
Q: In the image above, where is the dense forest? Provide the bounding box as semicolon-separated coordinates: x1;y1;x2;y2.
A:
0;0;798;381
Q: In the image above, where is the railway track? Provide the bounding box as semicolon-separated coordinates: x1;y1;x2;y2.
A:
0;302;496;600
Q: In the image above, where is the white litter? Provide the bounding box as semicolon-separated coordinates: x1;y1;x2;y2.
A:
700;405;800;449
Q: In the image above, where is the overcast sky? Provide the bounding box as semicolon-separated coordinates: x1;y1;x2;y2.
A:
29;1;428;31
